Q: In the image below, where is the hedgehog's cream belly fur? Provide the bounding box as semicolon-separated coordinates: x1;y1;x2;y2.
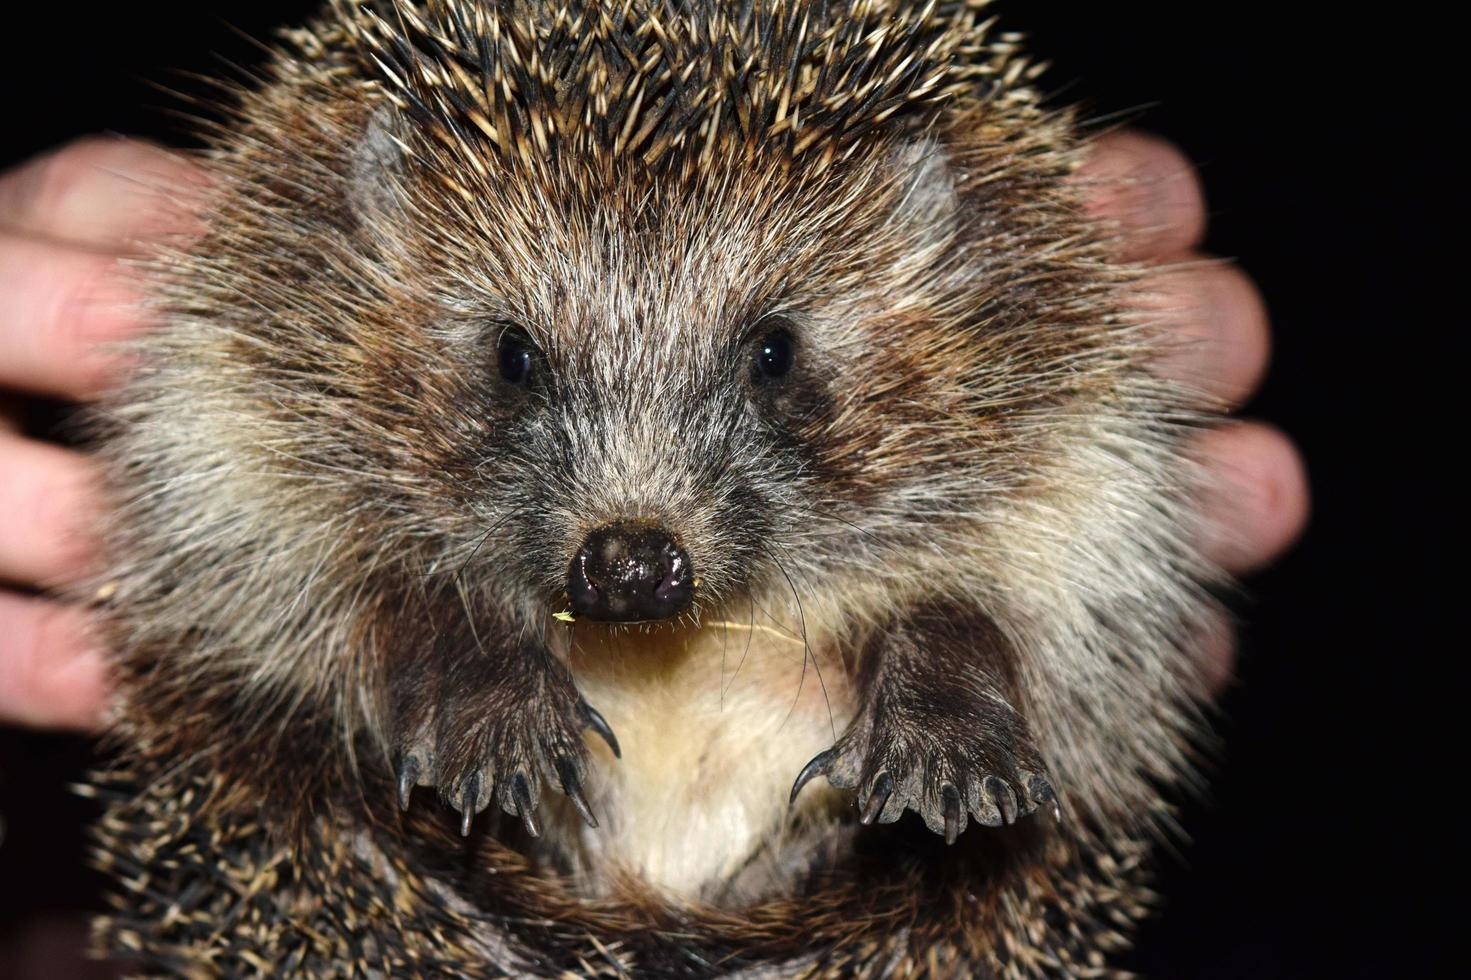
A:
551;617;854;900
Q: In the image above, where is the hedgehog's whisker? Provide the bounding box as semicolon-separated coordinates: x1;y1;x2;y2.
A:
719;590;762;705
763;543;837;742
794;503;898;556
446;507;522;586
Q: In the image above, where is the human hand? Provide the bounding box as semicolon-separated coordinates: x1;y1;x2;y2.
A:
1077;131;1310;690
0;132;1307;731
0;137;204;729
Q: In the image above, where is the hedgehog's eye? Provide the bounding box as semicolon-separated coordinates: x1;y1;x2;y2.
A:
752;328;795;383
497;327;535;385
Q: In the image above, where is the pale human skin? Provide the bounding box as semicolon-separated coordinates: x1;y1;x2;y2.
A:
0;133;1309;731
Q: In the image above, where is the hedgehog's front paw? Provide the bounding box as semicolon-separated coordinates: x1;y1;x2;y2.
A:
791;708;1057;844
393;653;619;837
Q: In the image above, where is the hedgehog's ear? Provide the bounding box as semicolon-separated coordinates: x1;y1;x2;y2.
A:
347;104;409;220
888;138;961;244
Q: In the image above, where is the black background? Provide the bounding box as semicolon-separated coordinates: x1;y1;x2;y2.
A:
0;2;1444;976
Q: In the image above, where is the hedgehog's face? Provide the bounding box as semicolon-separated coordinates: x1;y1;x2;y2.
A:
337;117;1070;626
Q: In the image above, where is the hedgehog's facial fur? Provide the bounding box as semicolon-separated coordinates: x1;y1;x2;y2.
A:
338;118;1004;623
339;105;1127;636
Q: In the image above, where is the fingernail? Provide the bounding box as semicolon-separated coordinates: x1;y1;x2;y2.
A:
42;642;113;732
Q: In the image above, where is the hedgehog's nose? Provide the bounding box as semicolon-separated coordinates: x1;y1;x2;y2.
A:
567;523;694;622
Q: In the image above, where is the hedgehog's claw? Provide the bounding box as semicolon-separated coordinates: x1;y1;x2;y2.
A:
556;755;598;828
789;746;839;805
579;701;621;758
859;772;893;825
941;783;963;845
969;775;1000;827
459;773;481;837
986;775;1019;825
396;754;421;812
510;772;540;838
1023;771;1061;821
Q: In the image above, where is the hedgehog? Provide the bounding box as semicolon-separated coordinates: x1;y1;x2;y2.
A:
82;0;1220;975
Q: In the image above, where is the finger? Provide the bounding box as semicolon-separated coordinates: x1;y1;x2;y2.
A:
1136;256;1271;409
0;432;100;587
0;233;145;399
0;591;109;731
0;137;205;251
1195;422;1310;576
1077;130;1207;262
